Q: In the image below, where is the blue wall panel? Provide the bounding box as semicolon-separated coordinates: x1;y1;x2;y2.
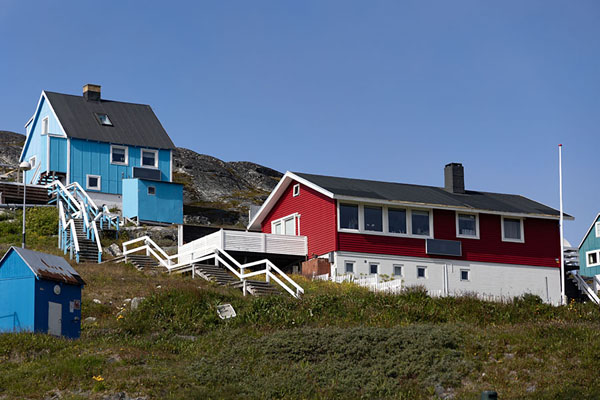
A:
35;280;82;339
0;251;35;332
49;136;67;172
123;179;182;224
579;214;600;276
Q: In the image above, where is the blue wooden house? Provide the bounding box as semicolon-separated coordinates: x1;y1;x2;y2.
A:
579;213;600;277
20;84;182;224
0;247;85;339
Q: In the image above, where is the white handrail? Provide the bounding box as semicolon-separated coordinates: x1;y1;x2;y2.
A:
29;163;41;184
569;270;600;305
46;180;82;214
69;220;80;254
66;181;99;212
91;221;102;259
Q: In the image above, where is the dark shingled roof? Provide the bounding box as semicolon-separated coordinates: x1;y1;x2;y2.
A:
10;247;85;286
45;91;175;150
293;172;567;218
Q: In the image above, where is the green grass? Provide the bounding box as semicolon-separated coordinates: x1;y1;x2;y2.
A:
1;260;599;399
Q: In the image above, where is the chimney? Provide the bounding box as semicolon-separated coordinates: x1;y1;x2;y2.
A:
83;84;101;101
444;163;465;194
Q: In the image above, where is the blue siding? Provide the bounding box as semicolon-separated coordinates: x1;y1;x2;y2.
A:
34;280;82;339
49;136;68;172
70;138;171;195
579;214;600;276
0;251;35;332
123;178;183;224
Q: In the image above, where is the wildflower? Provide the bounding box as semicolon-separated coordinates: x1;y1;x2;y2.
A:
117;314;124;321
92;375;104;382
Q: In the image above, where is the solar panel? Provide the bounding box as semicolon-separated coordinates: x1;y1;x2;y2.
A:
426;239;462;257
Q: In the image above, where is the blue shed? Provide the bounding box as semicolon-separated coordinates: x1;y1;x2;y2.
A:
122;178;183;224
0;247;85;339
579;213;600;277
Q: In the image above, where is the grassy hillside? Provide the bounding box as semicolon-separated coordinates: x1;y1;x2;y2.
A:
0;253;599;399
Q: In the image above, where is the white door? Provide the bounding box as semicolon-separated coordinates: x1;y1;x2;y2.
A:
48;302;62;336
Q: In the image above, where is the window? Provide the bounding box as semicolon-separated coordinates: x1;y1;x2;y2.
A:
42;117;49;135
596;222;600;238
111;145;128;165
364;206;382;232
457;213;478;238
293;184;300;197
417;266;427;279
412;210;430;236
340;204;359;230
86;174;101;191
95;113;113;126
271;214;298;236
147;186;156;195
388;208;407;234
345;261;354;274
588;251;600;267
460;269;470;281
369;263;378;274
393;264;403;277
141;149;158;168
29;156;36;169
502;217;524;242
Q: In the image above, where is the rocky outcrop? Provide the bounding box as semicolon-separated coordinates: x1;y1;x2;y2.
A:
0;131;25;169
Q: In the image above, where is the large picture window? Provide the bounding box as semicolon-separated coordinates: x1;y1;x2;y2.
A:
388;208;407;234
340;204;359;230
411;210;430;236
337;203;431;238
364;206;382;232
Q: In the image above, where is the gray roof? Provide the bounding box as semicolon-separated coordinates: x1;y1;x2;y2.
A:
294;172;567;218
45;91;176;150
9;247;85;285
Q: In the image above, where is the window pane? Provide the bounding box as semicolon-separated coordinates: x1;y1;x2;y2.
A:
345;262;354;274
388;208;407;234
340;204;358;229
412;210;430;236
417;266;426;278
88;177;98;188
393;265;402;276
503;218;521;240
98;114;112;126
284;218;295;236
590;253;598;265
458;214;477;236
142;151;156;167
364;206;382;232
274;222;282;234
461;270;469;281
112;147;125;163
370;264;378;274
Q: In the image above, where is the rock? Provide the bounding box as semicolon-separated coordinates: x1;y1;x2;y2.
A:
106;243;122;257
84;317;97;324
131;297;145;310
123;298;131;303
526;384;536;392
92;299;102;304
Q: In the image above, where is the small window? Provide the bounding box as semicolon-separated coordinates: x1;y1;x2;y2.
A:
589;251;600;267
293;184;300;197
147;186;156;195
388;208;407;234
369;263;378;274
596;222;600;238
457;213;478;238
417;266;427;279
502;217;524;242
460;269;470;281
340;204;359;230
42;117;49;135
412;210;430;236
95;113;113;126
86;174;101;191
393;264;403;277
141;149;158;168
111;145;128;165
29;156;36;169
345;262;354;274
364;206;383;232
273;221;282;234
271;214;298;236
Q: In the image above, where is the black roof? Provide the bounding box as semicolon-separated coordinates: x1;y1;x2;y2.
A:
294;172;566;218
45;91;176;150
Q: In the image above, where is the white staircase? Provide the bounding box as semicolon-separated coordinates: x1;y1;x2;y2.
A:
567;270;600;305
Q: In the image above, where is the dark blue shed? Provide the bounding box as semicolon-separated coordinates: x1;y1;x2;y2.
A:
0;247;85;339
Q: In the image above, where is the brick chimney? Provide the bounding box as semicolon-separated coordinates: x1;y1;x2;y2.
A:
83;84;101;101
444;163;465;194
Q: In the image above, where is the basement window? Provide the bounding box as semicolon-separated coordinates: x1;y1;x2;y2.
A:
95;113;113;126
460;269;470;281
393;264;403;277
417;266;427;279
369;263;378;275
86;174;101;191
345;261;354;274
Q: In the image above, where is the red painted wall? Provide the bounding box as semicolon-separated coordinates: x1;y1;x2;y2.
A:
338;209;560;268
262;181;337;257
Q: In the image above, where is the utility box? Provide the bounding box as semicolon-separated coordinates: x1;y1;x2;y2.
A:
122;178;183;224
302;258;331;277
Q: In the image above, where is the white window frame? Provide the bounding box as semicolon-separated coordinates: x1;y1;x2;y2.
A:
41;116;49;135
293;184;300;197
141;148;159;169
337;202;433;239
271;213;299;236
110;145;128;166
417;265;427;279
29;156;37;170
456;212;480;239
345;261;355;275
501;216;525;243
460;269;470;282
595;222;600;238
86;174;101;191
393;264;403;277
369;262;379;275
587;250;600;267
147;186;156;196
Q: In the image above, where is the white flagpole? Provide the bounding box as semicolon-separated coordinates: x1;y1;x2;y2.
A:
559;144;566;305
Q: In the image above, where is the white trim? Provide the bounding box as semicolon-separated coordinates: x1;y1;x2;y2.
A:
169;150;173;182
41;116;49;135
110;145;129;166
271;213;299;236
501;216;525;243
456;212;480;239
29;155;37;170
66;138;71;184
578;213;600;249
86;174;101;191
141;148;159;169
596;222;600;238
46;135;50;172
586;250;600;268
293;184;300;197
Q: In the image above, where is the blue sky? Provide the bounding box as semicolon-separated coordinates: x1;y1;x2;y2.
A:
1;1;598;243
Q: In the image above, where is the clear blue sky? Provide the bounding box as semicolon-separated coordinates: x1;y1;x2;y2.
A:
1;1;598;243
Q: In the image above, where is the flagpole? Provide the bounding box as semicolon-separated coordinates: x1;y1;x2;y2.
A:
559;144;566;305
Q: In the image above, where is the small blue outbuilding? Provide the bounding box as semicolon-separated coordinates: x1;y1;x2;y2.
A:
0;247;85;339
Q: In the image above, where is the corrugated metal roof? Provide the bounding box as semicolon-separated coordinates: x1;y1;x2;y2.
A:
11;247;85;286
293;172;567;218
44;91;176;150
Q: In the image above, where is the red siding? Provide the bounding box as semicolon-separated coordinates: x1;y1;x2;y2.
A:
338;209;560;268
262;181;337;257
